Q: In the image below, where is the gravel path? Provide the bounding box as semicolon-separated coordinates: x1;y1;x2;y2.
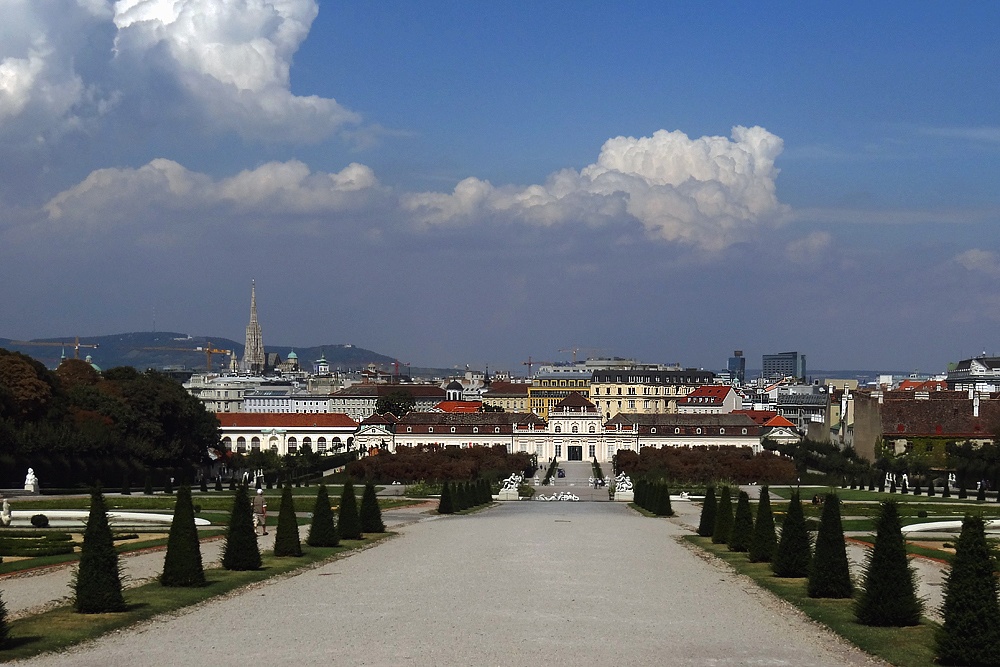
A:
11;501;885;667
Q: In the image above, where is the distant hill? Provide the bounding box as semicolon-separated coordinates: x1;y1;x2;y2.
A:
0;332;399;373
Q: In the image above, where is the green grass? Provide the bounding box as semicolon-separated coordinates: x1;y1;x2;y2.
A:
769;487;997;504
0;533;391;661
0;530;228;576
685;535;940;667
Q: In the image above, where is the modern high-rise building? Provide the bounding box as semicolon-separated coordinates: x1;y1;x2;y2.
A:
727;350;746;383
242;280;265;374
762;351;806;381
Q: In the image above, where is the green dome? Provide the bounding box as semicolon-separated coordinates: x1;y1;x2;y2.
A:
287;351;298;359
85;355;102;372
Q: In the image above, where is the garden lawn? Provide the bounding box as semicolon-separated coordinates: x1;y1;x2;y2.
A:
685;536;939;667
0;534;391;662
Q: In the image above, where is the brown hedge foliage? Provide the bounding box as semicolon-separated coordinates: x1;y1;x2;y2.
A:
615;446;796;484
347;444;535;483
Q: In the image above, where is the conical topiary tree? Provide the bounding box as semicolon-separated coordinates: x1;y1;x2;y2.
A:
161;485;206;587
656;482;674;517
712;486;733;545
360;482;386;533
221;484;262;571
215;476;223;492
307;483;339;547
900;478;908;494
855;500;922;626
273;484;303;557
927;479;935;496
74;484;126;613
808;493;852;598
0;585;10;648
936;515;1000;665
338;480;362;540
455;482;469;512
144;471;154;495
772;491;811;578
977;484;986;502
229;476;236;491
121;471;131;496
749;486;777;563
943;479;951;498
728;491;753;552
913;480;922;496
200;476;208;493
164;474;173;495
889;478;896;494
958;478;967;499
438;481;454;514
697;486;717;538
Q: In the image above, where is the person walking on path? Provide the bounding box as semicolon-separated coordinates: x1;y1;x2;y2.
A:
253;489;267;536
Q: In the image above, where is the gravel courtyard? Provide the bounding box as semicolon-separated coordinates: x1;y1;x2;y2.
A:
12;501;884;667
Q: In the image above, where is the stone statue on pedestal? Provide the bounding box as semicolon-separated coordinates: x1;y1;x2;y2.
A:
24;467;39;493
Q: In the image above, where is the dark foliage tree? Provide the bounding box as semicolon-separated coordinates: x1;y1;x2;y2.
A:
215;476;223;492
749;486;777;563
374;389;416;417
913;480;922;496
338;480;362;539
121;470;131;496
855;500;922;626
697;486;717;537
927;479;935;496
200;476;208;493
74;484;126;613
772;491;811;578
656;482;674;517
0;587;10;648
163;474;173;495
900;478;908;494
935;515;1000;665
229;476;236;491
273;484;303;557
221;484;261;571
943;480;952;498
808;493;852;598
144;471;153;495
958;480;968;499
160;485;206;586
728;491;753;552
438;480;454;514
712;486;733;545
977;484;986;502
307;484;339;547
360;482;386;533
889;478;896;494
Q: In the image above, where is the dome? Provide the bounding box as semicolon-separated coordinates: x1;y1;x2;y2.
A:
446;380;464;391
85;355;102;372
287;351;298;359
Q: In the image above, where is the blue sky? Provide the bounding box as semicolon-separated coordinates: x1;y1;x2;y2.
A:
1;0;998;375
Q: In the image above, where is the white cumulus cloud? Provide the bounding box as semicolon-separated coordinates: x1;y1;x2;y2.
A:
0;0;358;145
403;126;789;250
954;248;1000;275
44;158;381;229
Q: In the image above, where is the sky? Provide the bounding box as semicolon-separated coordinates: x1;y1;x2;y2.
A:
1;0;999;375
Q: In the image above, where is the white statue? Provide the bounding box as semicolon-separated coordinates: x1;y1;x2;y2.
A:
0;498;11;527
500;473;523;492
615;472;633;493
24;467;39;492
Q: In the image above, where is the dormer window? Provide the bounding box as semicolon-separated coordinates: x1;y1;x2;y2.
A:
428;427;434;433
473;427;479;433
451;427;456;433
651;428;656;434
495;427;500;433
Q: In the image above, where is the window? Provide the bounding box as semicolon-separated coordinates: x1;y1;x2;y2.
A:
589;444;596;458
589;425;595;433
222;436;232;450
450;427;456;433
251;436;260;450
644;400;650;409
303;437;312;449
554;425;561;433
675;428;680;434
742;428;747;435
473;427;479;433
555;445;562;457
317;437;327;453
719;428;725;435
495;427;501;433
237;436;246;453
607;444;615;458
617;388;622;395
696;428;702;434
651;428;656;434
407;427;412;433
287;436;297;452
428;427;434;433
628;400;635;409
572;425;579;433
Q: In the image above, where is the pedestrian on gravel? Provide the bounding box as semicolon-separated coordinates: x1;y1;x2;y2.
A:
253;488;267;535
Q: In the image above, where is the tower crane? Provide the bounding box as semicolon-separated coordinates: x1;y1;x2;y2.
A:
121;342;233;372
521;356;553;378
558;347;582;363
9;336;99;360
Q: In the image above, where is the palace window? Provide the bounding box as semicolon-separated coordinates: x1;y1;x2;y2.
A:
495;427;501;433
589;444;596;458
473;427;479;433
675;428;680;434
572;425;578;433
555;445;562;457
451;427;456;433
428;427;434;433
407;427;412;433
651;428;656;433
237;436;246;453
696;428;702;434
287;436;297;452
554;426;561;433
589;425;595;433
317;437;326;453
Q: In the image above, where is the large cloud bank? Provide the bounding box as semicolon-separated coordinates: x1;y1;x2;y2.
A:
0;0;356;144
40;125;788;250
404;126;788;249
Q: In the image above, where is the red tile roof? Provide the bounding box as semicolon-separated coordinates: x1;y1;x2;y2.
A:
434;401;483;413
218;413;358;428
732;410;778;425
678;385;734;405
763;415;796;428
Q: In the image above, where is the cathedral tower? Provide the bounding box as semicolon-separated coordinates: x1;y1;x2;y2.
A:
242;280;265;374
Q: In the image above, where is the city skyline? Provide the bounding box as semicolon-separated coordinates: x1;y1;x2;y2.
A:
1;2;998;373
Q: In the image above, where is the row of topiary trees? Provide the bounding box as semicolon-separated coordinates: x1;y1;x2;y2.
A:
694;487;1000;664
62;478;387;619
437;479;492;514
633;478;673;517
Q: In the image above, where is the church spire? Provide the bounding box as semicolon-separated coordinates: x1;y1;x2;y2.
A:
242;279;265;374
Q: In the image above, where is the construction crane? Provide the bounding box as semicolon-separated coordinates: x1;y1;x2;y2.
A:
9;336;99;360
559;347;611;363
392;359;410;377
121;342;232;372
558;347;582;363
521;356;553;378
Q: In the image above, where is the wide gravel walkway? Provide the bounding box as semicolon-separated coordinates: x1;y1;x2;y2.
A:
12;501;883;667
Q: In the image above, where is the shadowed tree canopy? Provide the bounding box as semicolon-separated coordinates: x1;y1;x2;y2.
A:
374;389;416;417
